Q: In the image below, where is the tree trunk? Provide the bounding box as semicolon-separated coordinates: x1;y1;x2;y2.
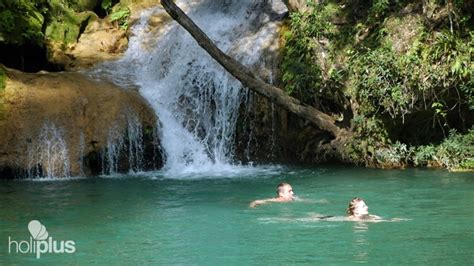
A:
161;0;344;138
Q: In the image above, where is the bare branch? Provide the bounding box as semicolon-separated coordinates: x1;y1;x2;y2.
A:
161;0;343;137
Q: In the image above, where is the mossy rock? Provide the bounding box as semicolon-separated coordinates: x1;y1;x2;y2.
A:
45;10;97;45
0;65;5;91
0;65;6;120
74;0;101;11
45;0;99;45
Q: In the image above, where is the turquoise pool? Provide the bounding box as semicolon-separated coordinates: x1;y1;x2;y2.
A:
1;166;473;264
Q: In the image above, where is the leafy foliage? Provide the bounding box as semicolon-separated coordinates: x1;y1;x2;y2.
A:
434;129;474;170
367;0;391;24
413;144;436;166
281;0;473;169
0;0;47;45
0;0;127;46
344;115;391;165
370;129;473;170
110;6;130;30
281;3;339;104
101;0;113;13
349;46;416;121
101;0;120;15
349;29;472;120
375;141;411;166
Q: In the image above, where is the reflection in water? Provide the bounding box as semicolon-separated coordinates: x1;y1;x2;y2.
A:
352;222;369;263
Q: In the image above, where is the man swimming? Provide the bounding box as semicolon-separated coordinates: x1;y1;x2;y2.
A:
249;182;295;208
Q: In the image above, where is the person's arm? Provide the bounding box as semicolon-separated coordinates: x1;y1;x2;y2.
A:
249;199;264;208
249;199;271;208
249;198;282;208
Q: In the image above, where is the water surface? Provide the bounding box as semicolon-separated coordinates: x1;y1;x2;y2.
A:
1;167;473;264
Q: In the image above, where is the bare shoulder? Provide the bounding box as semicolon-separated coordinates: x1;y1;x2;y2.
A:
369;214;382;220
346;214;382;222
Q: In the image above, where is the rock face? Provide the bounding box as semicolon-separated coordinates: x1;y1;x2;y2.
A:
47;17;129;70
234;93;333;165
46;1;165;71
283;0;311;13
0;67;162;178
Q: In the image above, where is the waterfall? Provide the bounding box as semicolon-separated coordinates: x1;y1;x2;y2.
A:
127;113;145;172
27;122;71;178
102;123;125;175
78;132;85;176
90;0;286;176
101;112;146;175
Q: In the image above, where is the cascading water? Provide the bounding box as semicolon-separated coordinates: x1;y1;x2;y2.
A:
27;122;71;178
126;113;145;172
102;123;125;175
78;132;85;176
91;0;287;176
101;112;146;175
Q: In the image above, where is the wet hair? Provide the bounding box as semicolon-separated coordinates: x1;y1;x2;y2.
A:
276;182;290;196
346;197;364;215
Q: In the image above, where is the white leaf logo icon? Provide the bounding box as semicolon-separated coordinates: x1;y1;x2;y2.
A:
28;220;49;240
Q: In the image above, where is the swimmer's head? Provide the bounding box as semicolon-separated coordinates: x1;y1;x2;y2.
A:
276;182;295;201
346;197;369;217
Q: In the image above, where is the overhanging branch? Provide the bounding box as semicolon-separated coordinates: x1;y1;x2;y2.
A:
161;0;342;137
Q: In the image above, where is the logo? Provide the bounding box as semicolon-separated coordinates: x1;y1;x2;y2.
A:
8;220;76;259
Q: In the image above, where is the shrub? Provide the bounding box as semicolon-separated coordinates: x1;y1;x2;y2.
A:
435;129;474;170
110;6;130;30
413;145;436;166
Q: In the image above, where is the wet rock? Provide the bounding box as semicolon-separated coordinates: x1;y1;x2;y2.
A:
0;66;162;178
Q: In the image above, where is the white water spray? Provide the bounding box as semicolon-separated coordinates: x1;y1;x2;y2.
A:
27;123;71;178
101;112;146;174
91;0;286;176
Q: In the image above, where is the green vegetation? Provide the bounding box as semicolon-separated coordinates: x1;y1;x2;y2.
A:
374;129;474;171
0;0;47;45
0;0;127;47
282;0;473;170
44;2;97;46
433;129;474;170
282;3;343;108
101;0;114;14
101;0;121;15
109;5;130;30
